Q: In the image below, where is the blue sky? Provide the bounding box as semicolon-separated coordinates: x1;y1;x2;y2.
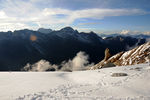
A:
0;0;150;34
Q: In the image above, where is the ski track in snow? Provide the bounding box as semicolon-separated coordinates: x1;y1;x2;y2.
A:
0;64;150;100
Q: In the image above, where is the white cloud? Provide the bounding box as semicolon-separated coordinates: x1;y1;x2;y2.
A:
120;30;150;35
0;23;29;32
120;30;130;35
144;32;150;35
0;10;8;18
23;51;94;72
58;8;147;24
23;60;58;72
0;0;149;31
61;51;93;71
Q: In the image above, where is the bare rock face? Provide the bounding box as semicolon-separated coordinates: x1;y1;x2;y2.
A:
91;42;150;70
104;48;111;61
91;48;112;69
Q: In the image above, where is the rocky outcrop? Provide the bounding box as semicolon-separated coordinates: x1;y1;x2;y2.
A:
104;48;111;61
111;73;128;77
91;42;150;69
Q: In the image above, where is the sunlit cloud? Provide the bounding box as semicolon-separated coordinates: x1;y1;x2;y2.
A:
120;30;150;35
0;0;149;32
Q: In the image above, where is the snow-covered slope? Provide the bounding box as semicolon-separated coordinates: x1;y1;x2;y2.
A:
0;64;150;100
92;42;150;69
118;42;150;65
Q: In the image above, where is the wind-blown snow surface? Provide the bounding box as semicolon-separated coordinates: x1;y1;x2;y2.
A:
0;64;150;100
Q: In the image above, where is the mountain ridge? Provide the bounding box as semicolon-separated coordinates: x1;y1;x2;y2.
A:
0;27;147;71
91;42;150;69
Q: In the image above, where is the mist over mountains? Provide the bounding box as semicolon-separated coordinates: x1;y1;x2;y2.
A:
0;27;147;71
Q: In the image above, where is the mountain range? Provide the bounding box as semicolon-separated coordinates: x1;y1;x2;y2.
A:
0;27;147;71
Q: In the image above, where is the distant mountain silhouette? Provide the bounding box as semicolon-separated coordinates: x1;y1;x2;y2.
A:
0;27;146;71
38;28;52;34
